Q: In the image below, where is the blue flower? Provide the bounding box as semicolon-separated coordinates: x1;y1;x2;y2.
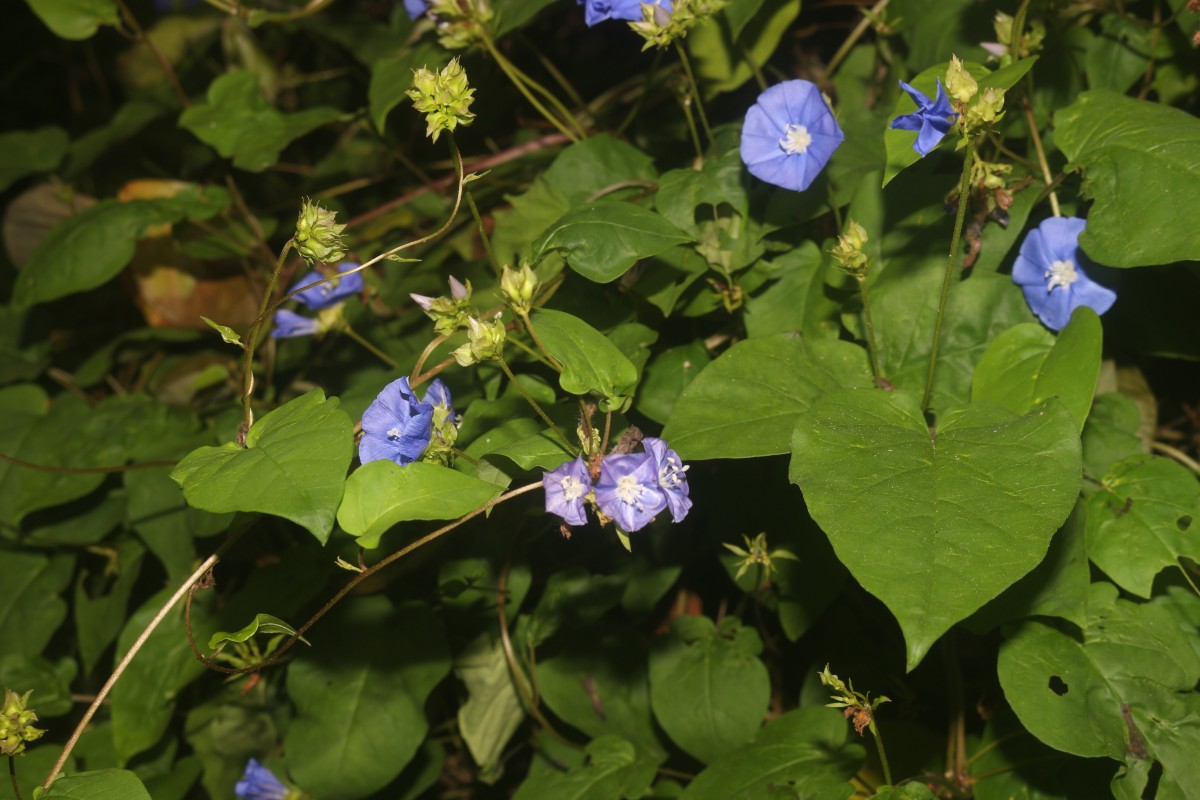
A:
577;0;671;26
543;456;592;526
740;80;844;192
890;79;958;156
404;0;428;18
271;309;321;339
595;453;668;533
291;262;363;311
1011;217;1116;331
642;437;690;523
423;377;453;410
359;377;436;466
235;759;289;800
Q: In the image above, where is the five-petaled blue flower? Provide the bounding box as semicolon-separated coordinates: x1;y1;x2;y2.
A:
291;262;363;310
740;80;844;192
235;759;289;800
359;377;453;466
890;79;957;156
595;453;668;533
577;0;671;27
1011;216;1116;331
404;0;427;19
642;437;691;523
543;456;592;526
270;309;321;339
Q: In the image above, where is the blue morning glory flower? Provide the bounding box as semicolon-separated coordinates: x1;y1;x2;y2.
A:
740;80;844;193
642;437;691;523
291;262;363;311
235;759;289;800
359;377;435;466
543;456;592;526
1011;216;1116;331
270;309;321;339
577;0;671;26
890;79;958;156
404;0;427;19
595;453;668;533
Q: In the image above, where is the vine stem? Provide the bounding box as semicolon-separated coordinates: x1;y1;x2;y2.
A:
674;41;713;146
42;527;245;790
921;138;977;413
343;325;398;368
826;0;891;77
497;359;576;454
479;34;581;142
466;191;502;276
856;274;884;386
114;0;190;109
9;758;23;800
1022;99;1061;217
868;719;893;787
240;238;295;442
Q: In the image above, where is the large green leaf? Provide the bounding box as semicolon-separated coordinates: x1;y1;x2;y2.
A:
679;707;862;800
790;390;1082;669
23;0;118;40
286;597;449;800
12;188;229;307
0;127;69;191
179;71;343;172
542;134;657;206
1054;90;1200;266
531;201;691;284
530;309;639;411
998;583;1200;795
649;616;770;764
743;243;840;340
42;769;152;800
1084;454;1200;598
454;631;526;781
336;460;502;549
0;550;74;657
74;539;145;675
513;735;658;800
662;334;872;460
171;390;353;544
971;307;1103;431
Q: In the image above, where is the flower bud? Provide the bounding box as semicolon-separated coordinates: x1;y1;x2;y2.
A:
944;55;978;104
452;315;506;366
965;86;1005;128
406;57;476;143
499;264;538;314
993;12;1014;47
830;220;871;278
421;403;460;466
411;276;473;335
0;689;45;757
293;200;347;265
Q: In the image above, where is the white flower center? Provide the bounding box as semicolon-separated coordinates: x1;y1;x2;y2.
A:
559;475;586;502
386;427;402;439
657;455;689;491
615;475;647;510
779;124;812;155
1045;259;1079;292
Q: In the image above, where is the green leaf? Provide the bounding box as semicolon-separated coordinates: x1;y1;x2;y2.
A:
1054;90;1200;266
998;583;1200;789
679;707;863;800
790;390;1082;669
743;243;840;340
882;62;981;186
1084;454;1200;598
336;460;502;549
171;390;354;544
368;45;445;134
23;0;118;40
530;309;640;410
542;133;657;206
200;317;243;347
13;188;230;308
494;0;559;35
649;616;770;764
455;631;526;781
0;654;76;718
0;550;74;657
0;127;69;191
178;71;343;172
1082;393;1145;479
42;769;152;800
125;466;232;585
483;430;574;472
687;0;801;97
74;539;145;676
635;342;711;426
532;201;691;284
662;334;872;460
971;307;1103;431
63;99;166;178
521;569;624;649
286;597;450;800
207;613;308;651
513;735;658;800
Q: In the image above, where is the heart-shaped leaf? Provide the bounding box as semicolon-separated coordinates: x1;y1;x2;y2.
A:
530;309;639;411
171;390;353;544
531;201;691;283
790;389;1081;669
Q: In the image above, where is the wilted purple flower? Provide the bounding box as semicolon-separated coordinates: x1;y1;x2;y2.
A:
890;79;958;156
543;456;592;526
1012;217;1116;331
595;453;668;533
270;309;320;339
740;80;844;192
404;0;428;19
423;378;453;410
359;377;435;466
291;262;363;311
235;759;289;800
577;0;671;26
642;437;690;523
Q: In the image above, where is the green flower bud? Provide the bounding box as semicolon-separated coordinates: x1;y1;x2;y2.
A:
830;220;871;278
0;689;45;757
452;315;506;366
993;12;1014;47
407;58;476;143
629;0;725;50
293;200;347;266
965;86;1005;128
421;403;460;466
944;55;978;104
499;264;538;315
411;276;473;335
427;0;493;50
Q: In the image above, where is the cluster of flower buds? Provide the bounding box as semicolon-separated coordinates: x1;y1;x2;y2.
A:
428;0;493;49
499;264;538;316
818;665;890;737
411;275;473;335
0;688;45;757
982;11;1046;63
452;314;506;366
359;377;459;467
543;434;690;537
723;532;798;584
830;220;871;279
406;57;476;143
293;199;347;266
629;0;727;49
945;56;1005;132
